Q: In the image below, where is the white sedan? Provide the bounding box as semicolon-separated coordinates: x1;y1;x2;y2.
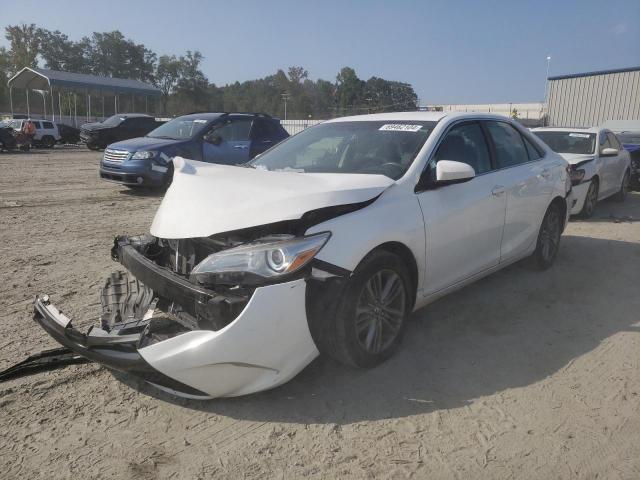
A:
532;127;630;217
33;112;571;398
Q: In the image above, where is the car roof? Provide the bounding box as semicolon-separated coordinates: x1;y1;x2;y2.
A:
118;113;153;118
325;111;514;123
170;112;275;122
531;126;600;134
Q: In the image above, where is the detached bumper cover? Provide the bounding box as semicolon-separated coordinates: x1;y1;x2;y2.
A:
33;296;209;397
33;277;319;398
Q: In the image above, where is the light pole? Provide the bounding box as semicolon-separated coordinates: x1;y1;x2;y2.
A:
543;55;551;126
281;93;290;120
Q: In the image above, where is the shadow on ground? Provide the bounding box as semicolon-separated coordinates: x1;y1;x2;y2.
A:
114;233;640;424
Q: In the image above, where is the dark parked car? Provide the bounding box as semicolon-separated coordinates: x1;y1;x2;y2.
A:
617;131;640;189
99;112;289;188
80;114;164;150
57;123;81;144
0;124;17;151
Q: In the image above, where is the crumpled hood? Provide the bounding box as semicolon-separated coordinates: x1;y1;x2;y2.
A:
150;157;395;239
557;153;596;165
108;136;188;152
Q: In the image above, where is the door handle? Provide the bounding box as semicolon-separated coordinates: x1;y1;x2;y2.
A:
491;185;505;196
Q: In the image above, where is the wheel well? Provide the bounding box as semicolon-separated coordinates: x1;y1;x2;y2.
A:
590;174;599;186
374;241;419;304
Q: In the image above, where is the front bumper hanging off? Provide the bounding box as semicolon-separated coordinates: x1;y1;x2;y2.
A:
27;240;320;398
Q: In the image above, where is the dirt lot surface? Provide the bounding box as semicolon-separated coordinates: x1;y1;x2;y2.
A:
1;148;639;479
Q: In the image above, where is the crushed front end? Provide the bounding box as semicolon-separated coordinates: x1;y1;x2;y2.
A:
33;230;326;398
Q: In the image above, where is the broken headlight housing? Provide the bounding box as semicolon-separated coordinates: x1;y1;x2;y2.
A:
190;232;331;286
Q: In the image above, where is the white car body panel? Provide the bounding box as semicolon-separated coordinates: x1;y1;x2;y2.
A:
150;157;395;239
532;127;630;213
139;279;318;398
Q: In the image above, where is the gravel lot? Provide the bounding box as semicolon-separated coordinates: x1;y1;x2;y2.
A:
1;148;639;479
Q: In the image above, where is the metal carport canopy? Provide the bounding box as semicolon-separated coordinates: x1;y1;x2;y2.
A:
8;67;161;96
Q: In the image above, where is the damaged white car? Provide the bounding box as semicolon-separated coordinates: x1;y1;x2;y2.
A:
30;112;571;399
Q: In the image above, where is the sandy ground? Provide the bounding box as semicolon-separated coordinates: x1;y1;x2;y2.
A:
0;148;639;480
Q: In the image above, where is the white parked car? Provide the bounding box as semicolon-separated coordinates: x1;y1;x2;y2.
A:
532;127;630;217
9;118;61;148
32;112;571;398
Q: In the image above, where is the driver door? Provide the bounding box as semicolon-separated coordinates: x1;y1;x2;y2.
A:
416;121;506;294
202;117;253;165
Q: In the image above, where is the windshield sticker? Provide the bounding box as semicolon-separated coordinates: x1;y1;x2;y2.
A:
379;124;423;132
569;133;590;138
193;119;207;123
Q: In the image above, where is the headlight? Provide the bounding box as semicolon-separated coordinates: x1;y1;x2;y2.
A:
569;167;585;186
132;150;156;160
191;232;331;286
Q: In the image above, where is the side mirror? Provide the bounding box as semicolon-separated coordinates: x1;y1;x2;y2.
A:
204;132;223;146
600;147;618;157
415;160;475;192
435;160;476;182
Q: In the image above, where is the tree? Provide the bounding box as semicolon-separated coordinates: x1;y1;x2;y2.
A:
84;31;156;82
174;51;209;113
5;23;40;71
155;55;181;114
335;67;366;115
37;29;91;73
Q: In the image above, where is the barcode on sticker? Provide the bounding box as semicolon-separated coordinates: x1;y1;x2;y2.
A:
379;124;423;132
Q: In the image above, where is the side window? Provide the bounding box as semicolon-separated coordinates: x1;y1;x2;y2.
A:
32;121;42;129
211;118;253;142
606;132;621;150
250;119;270;140
485;121;529;168
42;121;54;129
599;132;612;149
433;122;492;174
522;135;542;160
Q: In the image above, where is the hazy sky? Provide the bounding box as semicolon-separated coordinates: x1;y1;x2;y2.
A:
2;0;639;104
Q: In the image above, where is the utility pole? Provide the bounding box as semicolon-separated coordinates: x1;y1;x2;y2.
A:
281;93;290;120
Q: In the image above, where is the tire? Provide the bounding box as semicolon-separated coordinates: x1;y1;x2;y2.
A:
613;170;630;202
42;135;55;148
322;250;413;368
100;271;154;331
531;202;563;270
579;178;598;218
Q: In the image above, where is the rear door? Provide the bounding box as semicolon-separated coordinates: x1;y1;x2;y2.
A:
249;118;279;158
202;116;253;164
606;131;627;191
483;121;554;262
417;120;506;294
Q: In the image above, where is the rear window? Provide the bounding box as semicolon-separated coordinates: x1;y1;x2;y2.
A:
42;121;54;129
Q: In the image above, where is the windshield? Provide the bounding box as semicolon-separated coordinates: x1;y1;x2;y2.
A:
533;131;596;155
250;121;436;179
9;120;22;129
617;132;640;144
102;115;125;127
147;117;210;140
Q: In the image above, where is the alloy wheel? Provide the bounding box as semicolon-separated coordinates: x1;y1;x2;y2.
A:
584;182;598;216
539;207;561;262
355;269;407;354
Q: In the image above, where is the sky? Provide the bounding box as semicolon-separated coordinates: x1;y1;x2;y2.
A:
1;0;639;104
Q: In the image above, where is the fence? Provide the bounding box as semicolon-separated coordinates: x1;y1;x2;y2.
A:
280;119;324;135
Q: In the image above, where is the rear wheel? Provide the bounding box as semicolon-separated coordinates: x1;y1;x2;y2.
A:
531;202;563;270
613;170;630;202
42;135;55;148
324;250;412;368
579;179;598;218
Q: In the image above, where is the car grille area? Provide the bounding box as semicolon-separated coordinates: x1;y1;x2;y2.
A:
103;149;130;164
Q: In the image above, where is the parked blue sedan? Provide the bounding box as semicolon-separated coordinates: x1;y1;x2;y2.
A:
99;112;289;188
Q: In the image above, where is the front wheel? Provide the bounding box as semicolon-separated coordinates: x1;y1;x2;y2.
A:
579;179;598;218
531;202;563;270
324;250;413;368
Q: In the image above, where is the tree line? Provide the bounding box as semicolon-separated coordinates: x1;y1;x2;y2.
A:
0;24;418;119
